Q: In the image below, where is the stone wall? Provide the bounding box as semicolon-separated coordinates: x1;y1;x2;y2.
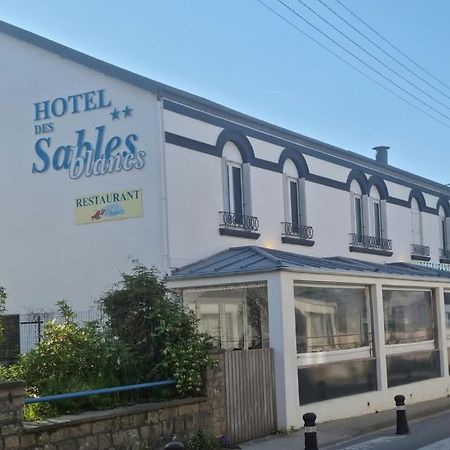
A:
0;352;226;450
0;381;24;449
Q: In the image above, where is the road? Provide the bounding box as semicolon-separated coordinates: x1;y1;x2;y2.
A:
328;410;450;450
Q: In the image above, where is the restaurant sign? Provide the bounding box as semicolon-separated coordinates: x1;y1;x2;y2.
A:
75;188;143;224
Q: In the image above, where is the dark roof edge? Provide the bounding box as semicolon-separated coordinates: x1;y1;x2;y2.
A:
2;20;450;197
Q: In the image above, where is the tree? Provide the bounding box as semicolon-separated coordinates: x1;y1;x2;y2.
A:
98;262;215;394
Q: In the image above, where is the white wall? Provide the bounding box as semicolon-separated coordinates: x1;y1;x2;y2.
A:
0;34;166;312
163;108;448;269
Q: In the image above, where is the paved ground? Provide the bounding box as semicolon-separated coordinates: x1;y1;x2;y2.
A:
240;397;450;449
330;410;450;449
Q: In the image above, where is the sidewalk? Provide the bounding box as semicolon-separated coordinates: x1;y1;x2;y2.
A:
240;396;450;449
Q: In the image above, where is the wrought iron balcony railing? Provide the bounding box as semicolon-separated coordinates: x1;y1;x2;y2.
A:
440;248;450;260
410;244;430;257
349;233;392;251
281;222;314;240
219;211;259;232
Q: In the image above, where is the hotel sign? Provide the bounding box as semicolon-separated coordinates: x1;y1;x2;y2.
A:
32;89;146;179
75;189;143;225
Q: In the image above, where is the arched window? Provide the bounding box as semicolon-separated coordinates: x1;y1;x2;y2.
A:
218;136;258;237
222;141;244;218
348;173;391;254
411;198;422;245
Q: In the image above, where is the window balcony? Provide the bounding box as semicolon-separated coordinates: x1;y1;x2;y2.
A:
281;222;315;246
349;233;393;256
440;248;450;264
219;211;260;239
411;244;431;261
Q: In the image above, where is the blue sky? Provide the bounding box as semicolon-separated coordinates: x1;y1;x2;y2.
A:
3;0;450;183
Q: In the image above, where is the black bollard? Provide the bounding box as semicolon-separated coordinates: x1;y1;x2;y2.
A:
303;412;318;450
394;394;409;435
164;436;184;449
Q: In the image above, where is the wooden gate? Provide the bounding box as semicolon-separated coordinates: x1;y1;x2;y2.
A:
224;348;276;443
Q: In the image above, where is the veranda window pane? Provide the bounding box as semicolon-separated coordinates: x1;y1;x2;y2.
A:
383;290;433;345
246;287;269;349
294;286;370;353
182;284;268;350
444;292;450;341
196;303;221;347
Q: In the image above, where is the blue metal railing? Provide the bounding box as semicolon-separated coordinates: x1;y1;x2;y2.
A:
24;379;176;404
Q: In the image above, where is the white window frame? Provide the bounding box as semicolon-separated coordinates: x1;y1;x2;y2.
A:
372;198;382;239
283;173;307;228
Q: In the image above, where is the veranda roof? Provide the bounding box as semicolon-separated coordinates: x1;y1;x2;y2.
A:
170;246;450;281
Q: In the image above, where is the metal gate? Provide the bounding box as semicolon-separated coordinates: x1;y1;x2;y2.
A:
224;348;277;443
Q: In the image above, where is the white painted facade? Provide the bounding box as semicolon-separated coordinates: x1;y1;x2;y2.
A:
0;30;166;312
3;21;450;433
2;22;450;312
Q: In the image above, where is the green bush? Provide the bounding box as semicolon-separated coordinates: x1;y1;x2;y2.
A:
98;262;216;395
0;263;216;419
2;300;135;417
185;430;220;450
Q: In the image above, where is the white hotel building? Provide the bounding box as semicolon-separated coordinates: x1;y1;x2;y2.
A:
3;20;450;430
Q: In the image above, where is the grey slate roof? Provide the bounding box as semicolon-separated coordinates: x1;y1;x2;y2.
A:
2;20;450;197
170;246;450;280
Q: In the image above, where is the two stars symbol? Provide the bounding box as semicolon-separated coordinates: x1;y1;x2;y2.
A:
110;105;132;120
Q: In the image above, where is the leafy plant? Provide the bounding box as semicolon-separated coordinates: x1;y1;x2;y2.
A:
98;262;216;395
2;300;135;417
185;430;220;450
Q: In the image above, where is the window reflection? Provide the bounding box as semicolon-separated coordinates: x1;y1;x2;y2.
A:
182;284;268;350
294;286;370;353
443;292;450;341
383;290;433;345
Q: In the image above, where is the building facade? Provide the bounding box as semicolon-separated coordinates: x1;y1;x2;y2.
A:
3;20;450;430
